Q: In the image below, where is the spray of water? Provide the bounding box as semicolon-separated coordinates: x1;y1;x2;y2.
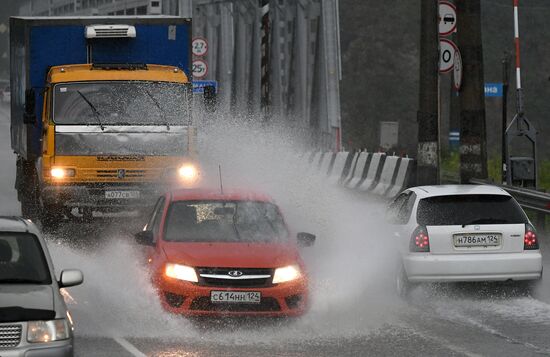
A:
40;112;406;345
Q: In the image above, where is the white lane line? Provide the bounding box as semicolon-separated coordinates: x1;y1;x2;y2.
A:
113;337;148;357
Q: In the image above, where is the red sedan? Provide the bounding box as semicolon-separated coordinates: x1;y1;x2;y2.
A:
135;189;315;317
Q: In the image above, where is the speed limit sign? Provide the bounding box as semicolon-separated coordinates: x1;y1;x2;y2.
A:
192;60;208;79
439;38;458;73
192;38;208;57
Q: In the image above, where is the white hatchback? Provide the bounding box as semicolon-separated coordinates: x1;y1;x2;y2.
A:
386;185;543;296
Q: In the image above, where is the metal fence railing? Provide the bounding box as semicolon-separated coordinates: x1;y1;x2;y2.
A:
470;178;550;231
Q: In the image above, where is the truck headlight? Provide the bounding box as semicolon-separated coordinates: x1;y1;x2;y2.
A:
27;319;70;343
178;164;199;183
272;265;302;284
165;263;198;283
51;167;75;179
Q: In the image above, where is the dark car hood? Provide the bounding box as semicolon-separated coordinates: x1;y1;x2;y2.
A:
0;285;56;322
162;242;301;268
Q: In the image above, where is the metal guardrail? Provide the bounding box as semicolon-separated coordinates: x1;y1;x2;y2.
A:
470;178;550;215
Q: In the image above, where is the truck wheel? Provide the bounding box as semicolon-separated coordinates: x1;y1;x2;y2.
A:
18;160;40;220
40;205;62;232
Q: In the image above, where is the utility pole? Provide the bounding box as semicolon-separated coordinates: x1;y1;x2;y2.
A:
501;52;510;183
259;0;271;120
416;0;439;185
456;0;487;183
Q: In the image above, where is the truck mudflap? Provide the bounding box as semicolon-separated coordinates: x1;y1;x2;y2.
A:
41;183;173;209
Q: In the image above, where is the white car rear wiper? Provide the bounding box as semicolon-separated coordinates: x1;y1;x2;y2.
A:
461;218;509;228
76;90;105;130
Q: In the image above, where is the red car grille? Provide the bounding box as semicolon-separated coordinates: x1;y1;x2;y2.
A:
189;297;281;312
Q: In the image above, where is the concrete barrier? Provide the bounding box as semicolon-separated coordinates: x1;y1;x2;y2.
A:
327;152;351;184
345;152;371;188
309;151;323;171
371;156;401;196
341;152;359;184
386;158;415;198
357;153;386;191
319;152;335;176
305;150;416;200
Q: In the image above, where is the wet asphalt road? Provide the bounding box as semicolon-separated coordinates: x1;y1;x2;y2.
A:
3;103;550;357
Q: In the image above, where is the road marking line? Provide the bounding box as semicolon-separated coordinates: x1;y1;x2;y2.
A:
113;337;147;357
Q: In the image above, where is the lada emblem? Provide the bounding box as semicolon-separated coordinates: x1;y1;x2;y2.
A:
228;270;243;277
117;169;126;179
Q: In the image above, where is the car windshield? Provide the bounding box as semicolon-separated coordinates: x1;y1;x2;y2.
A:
164;201;289;243
0;233;52;284
53;81;189;125
417;194;528;226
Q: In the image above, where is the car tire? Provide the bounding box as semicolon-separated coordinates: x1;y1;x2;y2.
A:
395;264;414;299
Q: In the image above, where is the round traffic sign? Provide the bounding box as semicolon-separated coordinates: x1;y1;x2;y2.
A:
453;48;463;91
192;37;208;57
192;59;208;78
439;1;457;36
439;38;458;73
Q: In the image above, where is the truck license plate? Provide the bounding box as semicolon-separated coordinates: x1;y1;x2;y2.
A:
453;233;501;247
210;291;261;303
105;191;140;199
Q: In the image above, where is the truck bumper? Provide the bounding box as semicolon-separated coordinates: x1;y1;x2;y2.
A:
41;183;173;209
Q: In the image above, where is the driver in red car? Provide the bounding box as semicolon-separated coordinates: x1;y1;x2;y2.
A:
135;189;316;317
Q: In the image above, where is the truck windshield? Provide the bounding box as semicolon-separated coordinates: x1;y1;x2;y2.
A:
53;81;189;125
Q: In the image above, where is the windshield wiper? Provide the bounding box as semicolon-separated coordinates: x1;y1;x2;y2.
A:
0;278;46;284
142;88;170;130
76;90;105;130
461;218;508;228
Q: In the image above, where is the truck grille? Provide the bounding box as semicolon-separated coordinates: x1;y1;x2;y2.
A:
197;267;273;288
0;324;22;349
96;169;146;178
78;168;162;181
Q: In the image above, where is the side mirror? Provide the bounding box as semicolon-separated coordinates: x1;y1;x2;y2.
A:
297;232;316;247
59;269;83;288
135;230;155;246
23;88;36;125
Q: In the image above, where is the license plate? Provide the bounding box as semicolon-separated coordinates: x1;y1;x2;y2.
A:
104;191;140;199
210;291;261;303
453;233;501;247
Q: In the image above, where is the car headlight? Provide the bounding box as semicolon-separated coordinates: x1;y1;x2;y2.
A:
178;164;199;183
51;167;75;179
27;319;70;343
272;265;302;284
165;263;198;283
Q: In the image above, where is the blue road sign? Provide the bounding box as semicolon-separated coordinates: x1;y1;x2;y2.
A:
193;80;218;94
484;83;503;97
449;130;459;150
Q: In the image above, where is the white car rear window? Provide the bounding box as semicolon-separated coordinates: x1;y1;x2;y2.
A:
417;194;528;226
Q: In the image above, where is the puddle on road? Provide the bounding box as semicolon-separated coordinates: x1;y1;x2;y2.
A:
45;119;404;345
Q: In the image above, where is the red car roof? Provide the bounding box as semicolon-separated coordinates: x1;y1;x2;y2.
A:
169;188;274;203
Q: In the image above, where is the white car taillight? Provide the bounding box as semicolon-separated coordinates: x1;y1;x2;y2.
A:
524;223;539;250
410;226;430;253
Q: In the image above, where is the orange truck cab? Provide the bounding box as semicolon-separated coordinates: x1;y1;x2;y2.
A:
10;17;206;228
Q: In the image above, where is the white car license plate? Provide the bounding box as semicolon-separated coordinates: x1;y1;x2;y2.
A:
453;233;501;247
104;191;140;199
210;291;261;304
